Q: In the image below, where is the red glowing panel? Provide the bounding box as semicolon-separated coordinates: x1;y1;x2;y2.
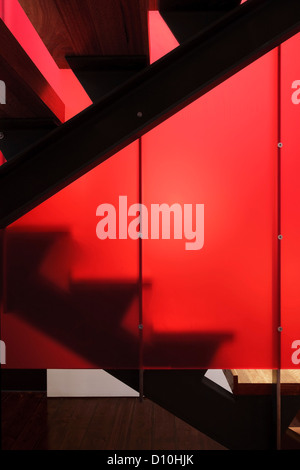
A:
142;47;278;367
2;5;299;370
281;33;300;369
148;11;179;63
2;145;139;368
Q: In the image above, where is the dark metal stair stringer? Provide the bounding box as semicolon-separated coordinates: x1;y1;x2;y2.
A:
159;0;242;44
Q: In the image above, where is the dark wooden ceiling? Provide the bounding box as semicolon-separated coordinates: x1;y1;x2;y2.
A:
18;0;150;68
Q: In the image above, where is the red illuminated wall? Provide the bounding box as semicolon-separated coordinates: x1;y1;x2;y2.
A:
281;35;300;369
1;8;299;369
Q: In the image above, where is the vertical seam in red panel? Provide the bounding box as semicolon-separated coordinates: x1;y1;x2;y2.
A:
277;45;282;367
139;137;144;399
276;44;282;451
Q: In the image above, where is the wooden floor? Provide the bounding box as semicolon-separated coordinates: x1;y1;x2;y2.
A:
1;392;225;450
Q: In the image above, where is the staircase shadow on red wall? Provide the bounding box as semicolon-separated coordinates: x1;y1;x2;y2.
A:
4;229;232;368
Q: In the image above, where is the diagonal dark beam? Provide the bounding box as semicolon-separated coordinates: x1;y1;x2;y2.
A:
1;0;300;228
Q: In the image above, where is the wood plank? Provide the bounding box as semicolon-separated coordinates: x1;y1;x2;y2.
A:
1;392;44;450
18;0;149;68
148;0;159;9
153;400;176;450
125;398;154;450
174;415;226;450
0;19;64;122
33;397;62;450
289;427;300;436
58;398;99;450
287;428;300;446
2;393;225;450
11;396;48;450
41;397;75;450
105;398;135;450
79;397;121;450
223;369;300;395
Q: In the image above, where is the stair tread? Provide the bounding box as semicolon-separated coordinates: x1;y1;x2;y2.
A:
287;427;300;446
18;0;149;69
0;19;64;123
223;369;300;395
289;427;300;434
